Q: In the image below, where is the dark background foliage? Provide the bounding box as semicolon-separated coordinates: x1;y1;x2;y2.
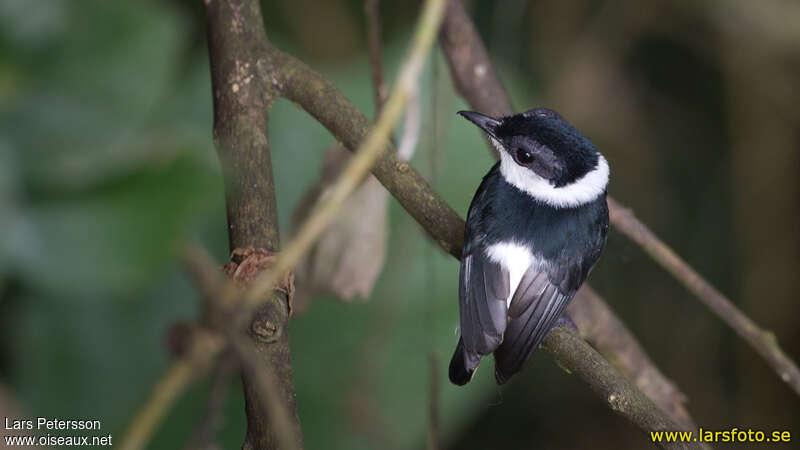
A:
0;0;798;448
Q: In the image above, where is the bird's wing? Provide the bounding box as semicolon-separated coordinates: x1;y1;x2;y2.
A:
493;262;581;384
458;248;510;359
456;167;510;363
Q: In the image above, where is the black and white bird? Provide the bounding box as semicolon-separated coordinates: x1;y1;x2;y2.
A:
450;108;610;386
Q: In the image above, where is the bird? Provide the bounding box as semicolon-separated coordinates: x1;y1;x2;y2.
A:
450;107;610;386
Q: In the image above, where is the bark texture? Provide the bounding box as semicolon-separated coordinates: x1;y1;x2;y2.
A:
205;1;303;448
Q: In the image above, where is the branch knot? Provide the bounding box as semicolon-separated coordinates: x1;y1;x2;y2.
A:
223;247;295;315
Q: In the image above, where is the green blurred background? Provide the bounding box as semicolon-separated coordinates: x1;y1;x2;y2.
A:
1;0;798;449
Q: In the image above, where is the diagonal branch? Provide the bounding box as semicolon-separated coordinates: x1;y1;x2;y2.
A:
275;52;464;259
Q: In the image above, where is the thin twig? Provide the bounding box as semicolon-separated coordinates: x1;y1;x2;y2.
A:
365;0;387;114
184;352;238;450
607;197;800;395
120;246;301;450
427;352;440;450
180;243;237;328
120;361;196;450
119;330;224;450
397;87;421;161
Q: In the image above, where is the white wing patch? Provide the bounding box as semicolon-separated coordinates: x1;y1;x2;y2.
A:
485;242;545;307
496;144;609;208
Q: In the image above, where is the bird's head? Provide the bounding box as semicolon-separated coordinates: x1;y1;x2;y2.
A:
458;108;609;207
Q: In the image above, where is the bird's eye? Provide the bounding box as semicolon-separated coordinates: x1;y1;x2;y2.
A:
515;148;534;165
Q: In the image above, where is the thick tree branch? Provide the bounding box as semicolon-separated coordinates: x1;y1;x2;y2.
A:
205;0;303;448
274;52;464;259
437;0;800;398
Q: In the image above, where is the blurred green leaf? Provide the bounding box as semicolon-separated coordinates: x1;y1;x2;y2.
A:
1;0;189;191
10;154;221;298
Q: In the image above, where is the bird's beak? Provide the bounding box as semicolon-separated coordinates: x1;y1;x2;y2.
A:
458;110;501;138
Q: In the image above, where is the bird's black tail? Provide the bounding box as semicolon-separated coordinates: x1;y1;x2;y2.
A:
449;337;480;386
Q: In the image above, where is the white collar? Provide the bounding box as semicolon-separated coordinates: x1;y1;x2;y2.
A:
494;140;609;208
